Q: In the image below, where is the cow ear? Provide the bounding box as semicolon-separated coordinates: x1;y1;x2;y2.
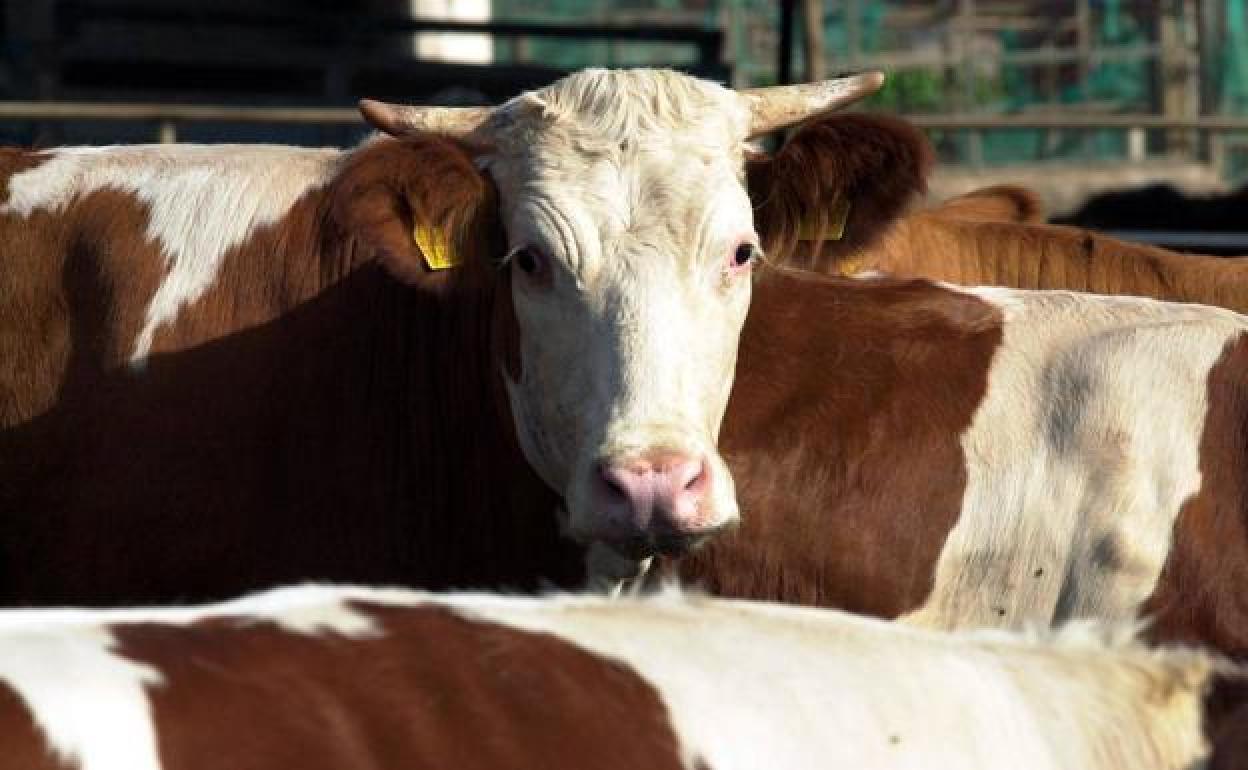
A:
748;113;932;264
330;135;502;285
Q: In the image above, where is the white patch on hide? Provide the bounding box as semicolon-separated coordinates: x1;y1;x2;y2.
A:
0;144;342;363
0;626;164;770
906;287;1248;631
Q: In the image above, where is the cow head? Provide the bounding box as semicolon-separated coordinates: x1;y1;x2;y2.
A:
357;69;882;578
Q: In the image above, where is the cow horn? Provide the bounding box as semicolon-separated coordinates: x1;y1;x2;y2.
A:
358;99;493;138
740;71;886;137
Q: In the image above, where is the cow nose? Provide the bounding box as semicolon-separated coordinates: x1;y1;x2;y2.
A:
593;451;712;539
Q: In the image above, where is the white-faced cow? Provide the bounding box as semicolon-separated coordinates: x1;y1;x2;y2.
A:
0;584;1240;770
0;68;898;603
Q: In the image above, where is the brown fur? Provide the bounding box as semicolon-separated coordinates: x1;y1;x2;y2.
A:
929;185;1044;225
1144;335;1248;658
0;134;575;604
0;684;66;770
789;201;1248;314
107;603;686;770
1210;702;1248;770
748;113;932;264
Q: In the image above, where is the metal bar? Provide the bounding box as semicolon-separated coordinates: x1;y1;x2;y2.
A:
778;0;797;85
0;102;363;123
836;43;1162;72
802;0;824;82
7;102;1248;134
156;119;176;143
63;6;722;45
906;114;1248;130
1105;230;1248;251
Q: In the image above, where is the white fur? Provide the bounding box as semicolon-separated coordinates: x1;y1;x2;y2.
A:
0;626;163;770
0;586;383;769
450;588;1214;770
906;287;1248;630
0;584;1218;770
481;70;758;548
0;583;382;638
0;144;342;363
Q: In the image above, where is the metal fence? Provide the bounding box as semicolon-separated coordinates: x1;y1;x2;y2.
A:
6;102;1248;172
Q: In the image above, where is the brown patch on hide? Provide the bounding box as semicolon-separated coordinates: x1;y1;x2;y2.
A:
113;603;687;770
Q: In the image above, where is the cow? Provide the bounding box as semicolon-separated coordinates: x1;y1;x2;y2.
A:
663;263;1248;659
804;206;1248;313
0;583;1238;770
777;131;1248;312
1054;182;1248;236
0;68;915;604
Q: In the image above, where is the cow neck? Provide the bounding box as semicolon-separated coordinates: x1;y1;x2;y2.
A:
366;258;581;592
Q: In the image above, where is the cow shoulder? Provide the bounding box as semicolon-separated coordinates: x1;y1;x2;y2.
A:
747;113;932;263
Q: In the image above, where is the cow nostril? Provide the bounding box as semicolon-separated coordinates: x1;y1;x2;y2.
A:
677;458;710;495
683;466;705;491
597;465;630;501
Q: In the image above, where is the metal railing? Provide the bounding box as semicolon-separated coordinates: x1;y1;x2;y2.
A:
6;102;1248;168
0;102;363;144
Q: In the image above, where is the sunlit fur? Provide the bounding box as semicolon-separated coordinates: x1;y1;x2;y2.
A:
0;583;1227;770
480;69;758;543
907;287;1248;630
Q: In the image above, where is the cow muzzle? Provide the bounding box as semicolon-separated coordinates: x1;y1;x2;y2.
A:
584;448;732;558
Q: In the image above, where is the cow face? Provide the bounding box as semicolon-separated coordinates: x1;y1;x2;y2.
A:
361;68;883;573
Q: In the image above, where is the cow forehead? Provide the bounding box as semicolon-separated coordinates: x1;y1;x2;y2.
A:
499;149;752;264
494;69;750;148
481;72;755;267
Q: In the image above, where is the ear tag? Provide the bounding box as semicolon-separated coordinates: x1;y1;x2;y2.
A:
798;197;852;241
836;257;865;277
413;224;460;270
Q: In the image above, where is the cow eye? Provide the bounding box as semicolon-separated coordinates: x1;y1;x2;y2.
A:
511;246;552;288
731;243;758;270
514;247;544;276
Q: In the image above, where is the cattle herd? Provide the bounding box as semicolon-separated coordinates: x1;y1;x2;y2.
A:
2;67;1248;768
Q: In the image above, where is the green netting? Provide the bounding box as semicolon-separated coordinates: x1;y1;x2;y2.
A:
491;1;1248;176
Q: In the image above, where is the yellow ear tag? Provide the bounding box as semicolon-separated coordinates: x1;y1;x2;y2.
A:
798;197;852;241
413;224;460;270
836;257;865;277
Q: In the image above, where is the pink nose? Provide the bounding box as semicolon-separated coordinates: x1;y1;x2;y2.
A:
593;451;712;537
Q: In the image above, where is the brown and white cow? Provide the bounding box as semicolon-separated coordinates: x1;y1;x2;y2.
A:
0;584;1236;770
662;264;1248;658
778;122;1248;312
0;68;911;603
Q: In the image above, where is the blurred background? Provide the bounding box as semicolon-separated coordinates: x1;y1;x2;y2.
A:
2;1;1246;224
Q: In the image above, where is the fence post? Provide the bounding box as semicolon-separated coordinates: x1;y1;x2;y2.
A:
801;0;824;82
778;0;796;84
1127;126;1147;161
158;120;177;144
